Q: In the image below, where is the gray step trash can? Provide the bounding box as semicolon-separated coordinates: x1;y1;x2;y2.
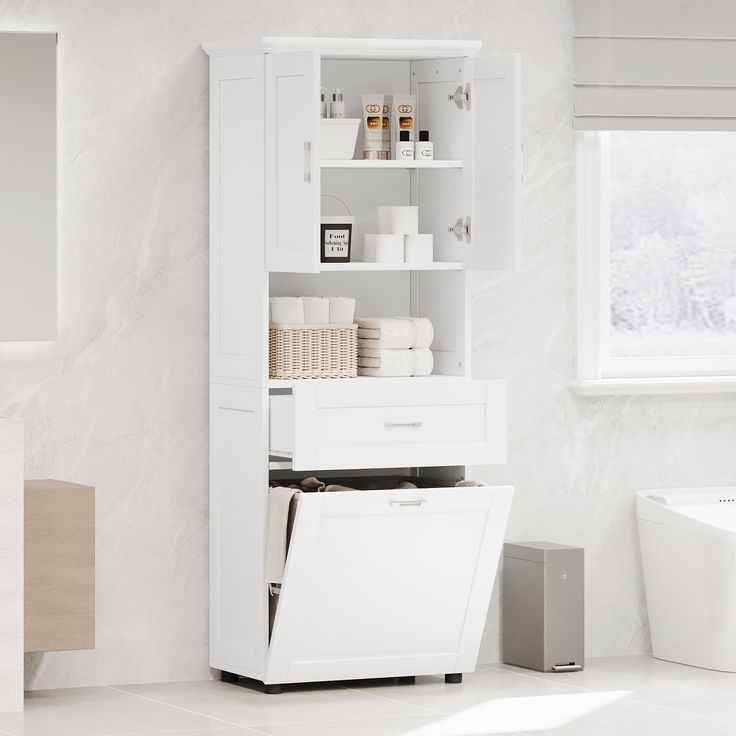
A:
502;541;584;672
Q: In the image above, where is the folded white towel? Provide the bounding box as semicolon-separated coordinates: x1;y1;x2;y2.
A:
329;296;356;324
265;486;301;584
358;348;433;377
302;296;330;324
357;317;434;349
270;297;304;325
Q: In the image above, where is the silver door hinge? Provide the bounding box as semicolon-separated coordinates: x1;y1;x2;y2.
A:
448;216;471;242
448;83;470;110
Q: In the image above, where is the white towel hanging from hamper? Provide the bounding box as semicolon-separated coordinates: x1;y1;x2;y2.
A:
265;486;302;585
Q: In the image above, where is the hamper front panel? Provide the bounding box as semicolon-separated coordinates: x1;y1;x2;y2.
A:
265;486;510;683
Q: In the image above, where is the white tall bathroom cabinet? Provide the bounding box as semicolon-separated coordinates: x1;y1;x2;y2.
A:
203;37;520;691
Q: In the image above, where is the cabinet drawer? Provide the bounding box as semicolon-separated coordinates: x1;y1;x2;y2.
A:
25;480;95;653
266;484;514;683
269;378;506;470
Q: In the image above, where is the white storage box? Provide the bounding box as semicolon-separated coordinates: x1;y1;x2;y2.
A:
321;118;360;160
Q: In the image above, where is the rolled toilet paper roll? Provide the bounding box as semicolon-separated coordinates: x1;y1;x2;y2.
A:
363;233;404;264
376;206;419;235
404;234;434;264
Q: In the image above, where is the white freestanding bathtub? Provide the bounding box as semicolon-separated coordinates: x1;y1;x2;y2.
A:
637;488;736;672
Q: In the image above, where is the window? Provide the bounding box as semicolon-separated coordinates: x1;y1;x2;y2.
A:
576;131;736;391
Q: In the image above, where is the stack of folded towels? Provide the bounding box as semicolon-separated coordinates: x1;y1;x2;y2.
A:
356;317;434;377
270;296;356;325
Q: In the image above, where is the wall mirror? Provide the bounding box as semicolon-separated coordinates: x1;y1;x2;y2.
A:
0;32;57;341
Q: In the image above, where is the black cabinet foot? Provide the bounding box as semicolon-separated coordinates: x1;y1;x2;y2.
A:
445;673;462;684
264;683;283;694
397;676;416;685
220;670;239;683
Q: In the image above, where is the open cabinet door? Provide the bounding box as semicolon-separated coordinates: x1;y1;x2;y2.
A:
265;51;320;273
412;57;467;266
463;54;521;271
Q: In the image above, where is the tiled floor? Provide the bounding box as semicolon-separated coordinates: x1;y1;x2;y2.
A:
3;656;736;736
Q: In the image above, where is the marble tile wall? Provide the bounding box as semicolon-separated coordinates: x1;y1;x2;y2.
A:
0;419;23;711
0;0;734;689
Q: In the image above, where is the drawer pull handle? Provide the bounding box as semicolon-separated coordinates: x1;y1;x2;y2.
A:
384;421;423;429
391;499;426;508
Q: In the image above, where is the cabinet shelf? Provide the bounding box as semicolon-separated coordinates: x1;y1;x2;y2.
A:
321;159;463;169
318;260;463;272
268;373;467;390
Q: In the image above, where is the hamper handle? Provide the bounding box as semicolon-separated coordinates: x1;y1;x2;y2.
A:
321;193;353;217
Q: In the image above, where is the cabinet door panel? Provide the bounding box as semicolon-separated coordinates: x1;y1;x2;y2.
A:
266;51;320;273
464;54;521;271
210;54;267;381
412;55;521;271
210;383;269;678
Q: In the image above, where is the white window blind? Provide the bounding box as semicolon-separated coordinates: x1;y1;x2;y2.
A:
573;0;736;130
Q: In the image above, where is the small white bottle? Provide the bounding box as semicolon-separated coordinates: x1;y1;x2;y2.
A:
396;130;414;160
415;130;434;160
330;88;345;118
320;87;327;118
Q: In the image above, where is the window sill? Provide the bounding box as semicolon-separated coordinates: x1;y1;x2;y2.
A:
569;376;736;397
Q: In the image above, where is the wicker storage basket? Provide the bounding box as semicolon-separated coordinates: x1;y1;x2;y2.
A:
269;323;357;379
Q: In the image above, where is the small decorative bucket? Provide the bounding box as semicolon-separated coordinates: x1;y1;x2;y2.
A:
320;194;353;264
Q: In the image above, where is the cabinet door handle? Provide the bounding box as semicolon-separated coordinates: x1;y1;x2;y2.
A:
304;141;311;183
391;499;426;508
384;421;423;429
